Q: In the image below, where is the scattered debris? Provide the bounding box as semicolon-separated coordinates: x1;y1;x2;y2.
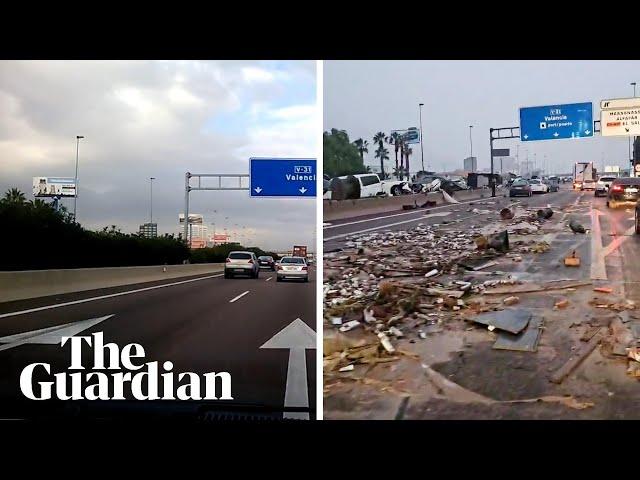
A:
531;241;550;254
554;298;569;309
550;330;604;384
469;308;531;335
564;251;581;267
569;220;586;234
493;316;543;352
339;320;362;332
594;287;613;294
537;208;553;219
339;364;354;372
500;207;514;220
503;296;520;306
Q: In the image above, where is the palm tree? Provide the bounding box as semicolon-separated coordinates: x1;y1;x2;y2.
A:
374;146;390;179
404;146;413;179
2;188;26;205
373;132;387;177
388;132;402;175
353;138;369;163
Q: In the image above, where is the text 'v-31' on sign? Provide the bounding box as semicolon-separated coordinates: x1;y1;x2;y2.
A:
249;158;317;198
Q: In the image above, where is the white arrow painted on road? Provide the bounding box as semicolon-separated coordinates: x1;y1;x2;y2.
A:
0;315;114;352
260;318;316;420
254;187;262;194
299;187;307;194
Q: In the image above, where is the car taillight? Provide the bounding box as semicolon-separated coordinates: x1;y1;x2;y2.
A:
248;259;254;264
302;266;308;271
226;258;231;263
277;265;283;270
612;185;623;192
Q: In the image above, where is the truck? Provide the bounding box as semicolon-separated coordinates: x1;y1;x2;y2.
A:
573;162;594;190
292;245;307;259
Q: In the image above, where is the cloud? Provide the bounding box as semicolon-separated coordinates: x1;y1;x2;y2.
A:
0;60;317;251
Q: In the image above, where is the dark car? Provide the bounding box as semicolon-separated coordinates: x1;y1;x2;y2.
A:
509;179;532;197
258;255;276;271
607;177;640;208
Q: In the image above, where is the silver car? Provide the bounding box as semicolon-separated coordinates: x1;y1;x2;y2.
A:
224;251;260;279
276;256;309;282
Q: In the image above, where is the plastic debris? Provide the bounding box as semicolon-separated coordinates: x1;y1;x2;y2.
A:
339;320;362;332
503;296;520;306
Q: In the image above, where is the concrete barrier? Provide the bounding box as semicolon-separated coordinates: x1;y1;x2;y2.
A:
324;188;505;222
0;263;225;303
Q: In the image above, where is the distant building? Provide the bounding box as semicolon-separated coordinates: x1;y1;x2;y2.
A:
463;156;477;172
177;223;208;248
138;223;157;238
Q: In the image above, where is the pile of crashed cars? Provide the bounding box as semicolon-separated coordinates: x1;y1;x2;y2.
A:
324;205;640;399
323;173;469;200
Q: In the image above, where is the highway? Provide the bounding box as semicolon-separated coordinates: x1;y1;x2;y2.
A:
0;266;316;420
324;185;640;419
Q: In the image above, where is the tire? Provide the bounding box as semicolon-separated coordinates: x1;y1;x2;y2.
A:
254;269;260;279
225;271;233;279
304;277;309;283
390;185;401;196
636;210;640;234
276;276;282;282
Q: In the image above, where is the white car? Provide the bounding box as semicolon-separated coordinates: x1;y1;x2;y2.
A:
276;256;309;282
324;173;406;199
528;179;548;194
595;176;617;197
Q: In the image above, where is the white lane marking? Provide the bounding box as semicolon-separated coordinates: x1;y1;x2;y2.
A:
0;315;114;352
260;318;316;420
590;208;607;280
323;197;496;230
0;273;224;320
265;277;272;282
325;202;521;242
229;290;250;303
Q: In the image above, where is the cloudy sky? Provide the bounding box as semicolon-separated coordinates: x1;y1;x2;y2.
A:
0;60;317;251
324;60;639;175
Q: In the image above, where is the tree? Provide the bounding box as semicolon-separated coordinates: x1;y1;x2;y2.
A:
404;146;413;179
373;132;387;177
353;138;369;163
324;128;367;178
374;146;390;179
1;188;26;205
388;132;402;175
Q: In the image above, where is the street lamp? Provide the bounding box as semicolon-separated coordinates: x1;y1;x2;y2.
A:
632;82;637;170
419;103;425;172
74;135;84;221
149;177;155;225
468;125;473;171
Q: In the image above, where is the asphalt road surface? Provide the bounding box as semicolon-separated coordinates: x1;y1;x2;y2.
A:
0;266;316;420
324;184;640;419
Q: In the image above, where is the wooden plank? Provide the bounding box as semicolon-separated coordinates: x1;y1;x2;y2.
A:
549;330;603;384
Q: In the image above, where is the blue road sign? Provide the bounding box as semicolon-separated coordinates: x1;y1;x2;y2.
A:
250;158;317;198
519;102;593;142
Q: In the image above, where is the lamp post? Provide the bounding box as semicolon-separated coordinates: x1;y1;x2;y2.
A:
73;135;84;221
632;82;637;173
149;177;155;224
469;125;473;171
419;103;425;172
